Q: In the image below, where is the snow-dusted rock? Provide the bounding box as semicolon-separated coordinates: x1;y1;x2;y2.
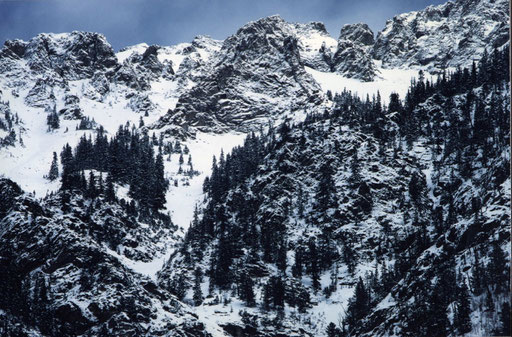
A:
21;32;118;80
156;15;324;134
332;39;376;81
0;178;210;336
339;23;375;46
373;0;509;71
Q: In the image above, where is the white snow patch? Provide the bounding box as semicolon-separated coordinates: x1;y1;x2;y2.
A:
165;131;246;230
306;62;426;102
116;43;149;63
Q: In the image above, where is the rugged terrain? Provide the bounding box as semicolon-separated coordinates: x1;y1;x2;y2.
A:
0;0;510;335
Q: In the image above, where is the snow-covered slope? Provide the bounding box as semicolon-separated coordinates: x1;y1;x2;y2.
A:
0;0;509;335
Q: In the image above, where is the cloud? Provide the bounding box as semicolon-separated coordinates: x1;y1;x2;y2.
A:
0;0;447;50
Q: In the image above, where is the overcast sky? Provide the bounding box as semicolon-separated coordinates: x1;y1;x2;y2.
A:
0;0;447;51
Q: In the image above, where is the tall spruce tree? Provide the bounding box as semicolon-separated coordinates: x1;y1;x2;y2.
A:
193;267;203;306
454;283;472;335
47;152;59;181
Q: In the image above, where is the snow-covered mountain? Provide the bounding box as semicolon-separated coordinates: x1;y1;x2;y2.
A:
373;0;509;71
0;0;510;335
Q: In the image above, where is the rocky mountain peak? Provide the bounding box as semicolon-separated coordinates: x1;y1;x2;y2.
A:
190;35;222;50
338;23;375;46
372;0;509;71
155;14;323;135
20;31;118;79
1;39;28;59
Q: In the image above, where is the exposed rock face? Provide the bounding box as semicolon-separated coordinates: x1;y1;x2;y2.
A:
25;77;58;108
339;23;375;46
22;32;118;80
291;21;338;72
0;39;28;59
0;0;508;132
332;39;376;82
116;44;167;87
156;15;323;134
289;21;377;80
372;0;509;71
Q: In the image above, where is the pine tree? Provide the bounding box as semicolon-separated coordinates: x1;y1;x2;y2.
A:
97;173;104;195
345;277;369;329
313;160;338;221
327;322;342;337
454;283;472;335
488;241;508;291
171;273;187;300
296;184;305;218
277;240;287;272
296;286;311;313
152;152;168;211
495;302;511;336
47;152;59;181
471;250;485;295
214;234;233;289
349;149;362;187
87;171;97;199
343;240;356;274
292;247;303;278
46;111;60;130
309;239;320;292
239;272;256;307
262;279;273;311
105;174;116;201
271;275;285;310
193;267;203;306
427;277;449;337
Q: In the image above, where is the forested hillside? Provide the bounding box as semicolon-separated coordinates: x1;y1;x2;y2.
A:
159;46;510;336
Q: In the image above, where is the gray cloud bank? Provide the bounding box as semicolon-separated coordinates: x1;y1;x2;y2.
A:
0;0;446;50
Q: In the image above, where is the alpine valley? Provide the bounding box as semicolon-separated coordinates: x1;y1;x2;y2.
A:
0;0;510;336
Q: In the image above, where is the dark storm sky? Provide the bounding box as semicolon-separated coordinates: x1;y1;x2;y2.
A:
0;0;447;51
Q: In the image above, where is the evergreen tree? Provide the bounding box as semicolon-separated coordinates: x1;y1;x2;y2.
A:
87;171;97;199
213;234;233;289
47;152;59;181
277;240;287;272
170;273;187;300
46;111;60;130
296;286;311;313
309;239;320;292
454;283;472;335
495;302;511;336
152;152;168;211
326;322;342;337
313;160;338;220
105;174;116;201
292;247;303;278
238;272;256;307
345;277;369;329
193;267;203;306
471;250;485;295
488;241;508;291
271;275;285;310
